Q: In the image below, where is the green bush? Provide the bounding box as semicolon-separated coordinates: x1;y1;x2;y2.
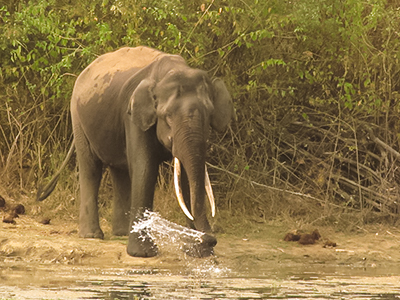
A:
1;0;400;223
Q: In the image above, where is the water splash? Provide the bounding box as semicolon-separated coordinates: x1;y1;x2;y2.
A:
131;210;206;254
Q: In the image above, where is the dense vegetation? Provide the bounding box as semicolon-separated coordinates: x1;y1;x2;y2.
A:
1;0;400;227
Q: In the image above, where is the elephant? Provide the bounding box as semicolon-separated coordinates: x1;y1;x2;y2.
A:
37;46;234;257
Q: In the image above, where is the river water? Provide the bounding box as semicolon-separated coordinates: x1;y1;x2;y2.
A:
1;262;400;299
1;212;400;299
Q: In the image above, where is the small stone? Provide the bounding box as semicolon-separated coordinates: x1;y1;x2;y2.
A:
323;240;337;248
40;218;51;225
311;229;321;241
12;204;25;215
284;232;301;242
0;196;5;208
3;214;16;224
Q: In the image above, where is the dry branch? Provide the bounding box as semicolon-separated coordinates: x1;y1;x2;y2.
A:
365;125;400;159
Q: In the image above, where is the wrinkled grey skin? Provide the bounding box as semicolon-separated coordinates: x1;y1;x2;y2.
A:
68;46;233;257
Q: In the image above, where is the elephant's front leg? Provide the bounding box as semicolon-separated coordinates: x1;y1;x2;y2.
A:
126;145;160;257
110;167;131;236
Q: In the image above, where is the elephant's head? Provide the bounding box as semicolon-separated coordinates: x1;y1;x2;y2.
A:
127;56;233;234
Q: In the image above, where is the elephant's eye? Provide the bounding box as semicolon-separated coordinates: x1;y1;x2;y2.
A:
166;114;173;127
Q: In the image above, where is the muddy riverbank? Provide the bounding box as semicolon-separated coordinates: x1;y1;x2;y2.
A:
1;211;400;272
2;211;400;299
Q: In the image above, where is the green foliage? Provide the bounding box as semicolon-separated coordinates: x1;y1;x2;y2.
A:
1;0;400;220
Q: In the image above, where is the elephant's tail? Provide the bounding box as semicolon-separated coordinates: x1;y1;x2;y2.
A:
36;143;76;201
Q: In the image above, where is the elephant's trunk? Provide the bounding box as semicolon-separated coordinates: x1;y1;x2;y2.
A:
187;156;211;233
172;109;212;233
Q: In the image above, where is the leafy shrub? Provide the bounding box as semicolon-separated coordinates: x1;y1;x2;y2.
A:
1;0;400;223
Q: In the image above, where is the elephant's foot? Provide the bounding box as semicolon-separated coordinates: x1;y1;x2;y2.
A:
112;224;129;236
127;232;158;257
182;233;217;258
79;227;104;239
112;215;130;236
112;228;129;236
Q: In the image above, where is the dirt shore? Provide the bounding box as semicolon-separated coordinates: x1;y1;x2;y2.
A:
1;211;400;273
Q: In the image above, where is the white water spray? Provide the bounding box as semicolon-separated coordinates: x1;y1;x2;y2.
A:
131;210;205;253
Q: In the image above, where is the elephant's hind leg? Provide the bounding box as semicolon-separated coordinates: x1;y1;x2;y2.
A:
74;124;104;239
110;167;131;236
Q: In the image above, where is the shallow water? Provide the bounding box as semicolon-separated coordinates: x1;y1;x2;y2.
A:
1;263;400;299
1;213;400;299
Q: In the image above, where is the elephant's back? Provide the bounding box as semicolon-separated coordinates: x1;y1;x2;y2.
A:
69;47;167;166
82;46;165;77
71;46;166;106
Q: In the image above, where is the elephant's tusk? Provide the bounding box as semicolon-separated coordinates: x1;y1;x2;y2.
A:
205;166;216;217
174;157;194;221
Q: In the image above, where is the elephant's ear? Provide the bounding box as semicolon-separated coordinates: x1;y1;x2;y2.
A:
127;79;157;131
211;78;234;132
